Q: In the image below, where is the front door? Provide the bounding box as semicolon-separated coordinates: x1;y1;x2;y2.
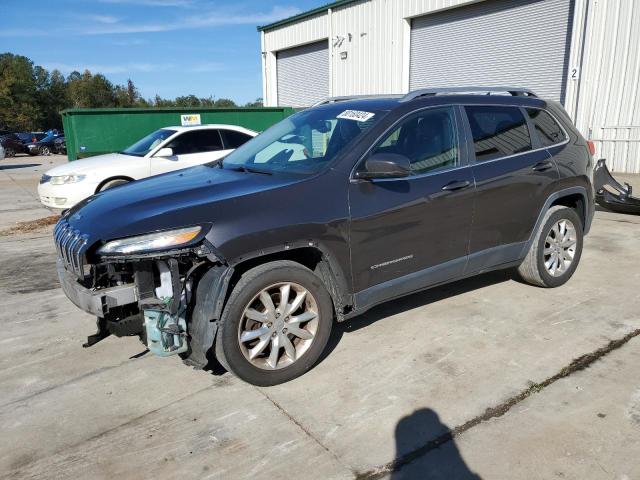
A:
151;129;228;175
349;106;475;304
462;105;560;272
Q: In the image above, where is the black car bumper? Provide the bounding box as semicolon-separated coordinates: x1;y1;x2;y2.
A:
57;259;138;317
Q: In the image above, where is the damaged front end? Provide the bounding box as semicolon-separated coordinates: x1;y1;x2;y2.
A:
54;221;233;369
594;158;640;215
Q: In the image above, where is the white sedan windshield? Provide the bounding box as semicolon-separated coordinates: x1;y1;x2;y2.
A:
122;129;176;157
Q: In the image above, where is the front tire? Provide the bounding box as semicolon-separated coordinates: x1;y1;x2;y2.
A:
99;178;129;191
517;206;583;287
215;260;333;386
39;146;50;156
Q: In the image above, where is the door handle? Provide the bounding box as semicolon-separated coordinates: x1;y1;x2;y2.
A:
532;161;554;172
441;180;471;191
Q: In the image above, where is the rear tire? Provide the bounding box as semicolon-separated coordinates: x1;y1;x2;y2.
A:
5;148;15;157
215;260;333;386
517;206;583;287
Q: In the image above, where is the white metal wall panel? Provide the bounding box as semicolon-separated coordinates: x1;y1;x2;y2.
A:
573;0;640;173
409;0;574;102
276;40;329;107
263;13;329;52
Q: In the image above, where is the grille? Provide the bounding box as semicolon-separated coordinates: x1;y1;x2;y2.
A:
54;220;89;278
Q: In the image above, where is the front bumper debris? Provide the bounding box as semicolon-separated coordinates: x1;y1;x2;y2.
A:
594;159;640;215
56;259;138;317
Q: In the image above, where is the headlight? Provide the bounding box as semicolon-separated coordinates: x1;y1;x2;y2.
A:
97;226;202;255
50;175;86;185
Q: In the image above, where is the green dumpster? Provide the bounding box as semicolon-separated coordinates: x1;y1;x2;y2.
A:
61;107;295;161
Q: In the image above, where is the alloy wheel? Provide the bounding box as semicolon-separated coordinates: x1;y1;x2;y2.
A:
543;219;577;277
237;282;319;370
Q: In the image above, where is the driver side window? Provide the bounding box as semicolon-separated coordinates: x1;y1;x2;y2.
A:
373;107;459;175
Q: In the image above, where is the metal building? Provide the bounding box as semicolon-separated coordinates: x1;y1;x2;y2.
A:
258;0;640;173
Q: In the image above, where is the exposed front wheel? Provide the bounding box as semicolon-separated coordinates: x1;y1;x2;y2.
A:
215;260;333;386
517;206;583;287
39;146;50;156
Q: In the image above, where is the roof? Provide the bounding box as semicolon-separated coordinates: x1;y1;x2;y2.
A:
160;124;258;134
257;0;359;32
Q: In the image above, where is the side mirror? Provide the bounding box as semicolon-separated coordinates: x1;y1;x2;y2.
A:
355;153;411;180
155;147;174;158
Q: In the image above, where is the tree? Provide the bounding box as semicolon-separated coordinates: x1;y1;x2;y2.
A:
0;53;40;130
244;97;263;108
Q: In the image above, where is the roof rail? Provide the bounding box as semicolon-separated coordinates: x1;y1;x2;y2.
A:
311;94;402;107
400;86;537;102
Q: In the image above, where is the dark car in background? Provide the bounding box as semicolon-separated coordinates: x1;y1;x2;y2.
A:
54;86;595;386
0;133;28;157
16;132;47;144
54;136;66;154
26;132;62;156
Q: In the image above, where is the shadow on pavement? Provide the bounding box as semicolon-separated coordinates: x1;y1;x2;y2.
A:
389;408;481;479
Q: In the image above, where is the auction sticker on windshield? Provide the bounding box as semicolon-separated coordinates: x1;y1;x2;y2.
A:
337;110;375;122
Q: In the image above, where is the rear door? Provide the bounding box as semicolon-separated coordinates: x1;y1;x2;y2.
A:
151;129;225;175
463;104;559;272
349;106;475;300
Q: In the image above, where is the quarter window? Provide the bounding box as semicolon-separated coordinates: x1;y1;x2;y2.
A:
465;106;532;162
526;108;567;147
372;107;458;175
221;129;253;149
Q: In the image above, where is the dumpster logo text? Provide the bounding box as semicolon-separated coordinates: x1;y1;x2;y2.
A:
181;114;201;126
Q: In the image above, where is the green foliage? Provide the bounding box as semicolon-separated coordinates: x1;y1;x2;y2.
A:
0;52;259;131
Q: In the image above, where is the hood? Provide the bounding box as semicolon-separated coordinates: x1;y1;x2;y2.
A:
45;153;142;176
64;165;298;244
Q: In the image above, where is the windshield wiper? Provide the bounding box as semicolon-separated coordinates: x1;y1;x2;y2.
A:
228;165;272;175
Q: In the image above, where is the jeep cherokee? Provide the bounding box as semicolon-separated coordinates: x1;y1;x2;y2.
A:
54;87;595;386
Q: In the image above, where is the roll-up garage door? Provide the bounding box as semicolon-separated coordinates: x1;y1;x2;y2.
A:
409;0;574;102
277;40;329;108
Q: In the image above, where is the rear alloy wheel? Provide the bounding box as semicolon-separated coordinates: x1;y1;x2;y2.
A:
5;148;15;157
517;206;583;287
39;146;51;156
215;261;333;386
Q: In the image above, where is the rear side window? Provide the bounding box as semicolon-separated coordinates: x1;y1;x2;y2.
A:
526;108;567;147
465;106;532;162
221;129;253;149
167;130;223;155
373;107;458;175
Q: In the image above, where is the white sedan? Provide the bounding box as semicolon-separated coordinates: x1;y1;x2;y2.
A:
38;124;257;209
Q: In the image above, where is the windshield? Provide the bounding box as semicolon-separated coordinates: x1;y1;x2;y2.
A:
220;104;387;175
122;129;176;157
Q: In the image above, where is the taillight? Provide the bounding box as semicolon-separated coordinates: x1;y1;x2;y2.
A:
587;140;596;156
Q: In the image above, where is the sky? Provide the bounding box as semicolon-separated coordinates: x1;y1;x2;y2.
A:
1;0;328;104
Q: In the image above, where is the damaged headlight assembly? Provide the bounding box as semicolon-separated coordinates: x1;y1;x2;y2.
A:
97;226;203;256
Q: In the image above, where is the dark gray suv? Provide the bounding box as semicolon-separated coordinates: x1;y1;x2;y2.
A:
54;87;595;385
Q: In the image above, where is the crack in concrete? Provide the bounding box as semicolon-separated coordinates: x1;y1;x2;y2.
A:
356;328;640;480
256;387;353;474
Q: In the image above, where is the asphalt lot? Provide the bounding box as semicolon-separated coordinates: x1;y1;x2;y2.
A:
1;155;639;479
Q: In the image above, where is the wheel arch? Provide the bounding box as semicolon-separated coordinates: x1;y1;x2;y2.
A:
95;175;135;193
227;244;352;321
520;186;590;259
